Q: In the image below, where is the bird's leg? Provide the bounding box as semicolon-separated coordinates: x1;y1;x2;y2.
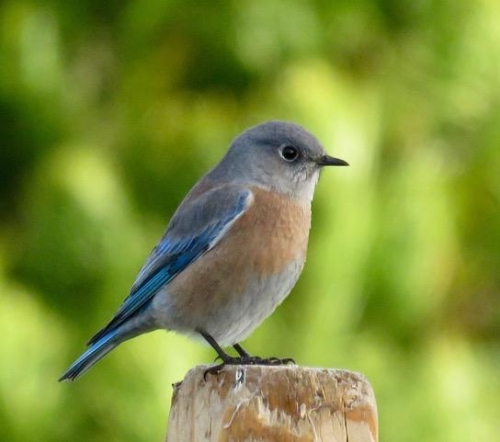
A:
200;330;246;378
201;332;257;365
233;343;251;358
199;330;233;363
233;342;295;365
200;331;295;378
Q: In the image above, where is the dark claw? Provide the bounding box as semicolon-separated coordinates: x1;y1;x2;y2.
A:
204;362;226;380
261;356;295;365
275;357;295;365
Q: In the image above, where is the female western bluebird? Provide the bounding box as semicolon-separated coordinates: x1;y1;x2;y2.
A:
60;121;348;381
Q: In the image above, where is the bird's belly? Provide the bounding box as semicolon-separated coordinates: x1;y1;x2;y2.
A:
152;255;305;346
201;257;304;345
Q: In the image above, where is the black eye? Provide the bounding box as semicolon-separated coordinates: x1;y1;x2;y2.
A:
280;145;299;162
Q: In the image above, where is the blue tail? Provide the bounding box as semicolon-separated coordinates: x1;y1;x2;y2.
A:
59;329;120;381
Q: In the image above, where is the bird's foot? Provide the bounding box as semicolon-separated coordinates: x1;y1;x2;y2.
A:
204;355;295;379
262;356;296;365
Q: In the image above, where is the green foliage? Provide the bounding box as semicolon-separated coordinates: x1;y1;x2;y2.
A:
1;1;499;441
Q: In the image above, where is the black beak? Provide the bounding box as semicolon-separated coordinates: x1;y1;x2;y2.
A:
317;155;349;167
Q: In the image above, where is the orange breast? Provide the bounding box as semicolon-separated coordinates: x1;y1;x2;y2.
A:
166;187;311;314
235;187;311;275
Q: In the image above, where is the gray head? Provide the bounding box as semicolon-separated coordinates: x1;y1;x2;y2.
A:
209;121;348;201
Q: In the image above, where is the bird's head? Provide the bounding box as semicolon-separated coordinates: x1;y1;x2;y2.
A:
214;121;348;201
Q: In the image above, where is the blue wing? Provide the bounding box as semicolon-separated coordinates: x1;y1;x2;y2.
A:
87;184;253;345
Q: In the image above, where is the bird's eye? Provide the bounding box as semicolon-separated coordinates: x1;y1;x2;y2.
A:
280;145;299;162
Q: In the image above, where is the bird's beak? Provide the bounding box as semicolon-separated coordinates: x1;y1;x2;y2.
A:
317;155;349;167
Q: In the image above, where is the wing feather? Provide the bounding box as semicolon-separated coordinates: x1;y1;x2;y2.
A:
87;185;253;345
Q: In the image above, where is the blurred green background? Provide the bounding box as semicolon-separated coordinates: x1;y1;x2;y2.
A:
1;1;499;441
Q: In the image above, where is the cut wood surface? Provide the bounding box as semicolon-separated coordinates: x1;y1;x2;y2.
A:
166;365;378;442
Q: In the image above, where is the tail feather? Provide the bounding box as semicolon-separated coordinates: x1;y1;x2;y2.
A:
59;330;120;382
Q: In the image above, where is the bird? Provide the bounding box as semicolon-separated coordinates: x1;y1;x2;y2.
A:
59;120;348;381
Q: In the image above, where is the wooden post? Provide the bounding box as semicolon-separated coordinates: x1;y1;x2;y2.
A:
166;365;378;441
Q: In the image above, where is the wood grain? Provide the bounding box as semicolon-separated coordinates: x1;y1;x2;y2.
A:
166;365;378;442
